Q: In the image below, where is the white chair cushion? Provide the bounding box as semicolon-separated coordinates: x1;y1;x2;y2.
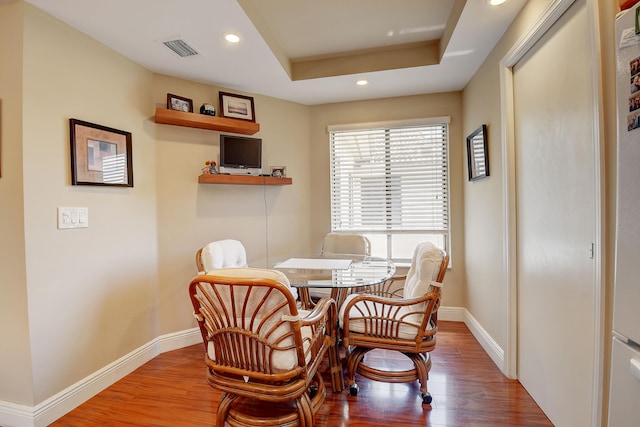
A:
322;233;371;256
403;241;444;299
200;239;248;272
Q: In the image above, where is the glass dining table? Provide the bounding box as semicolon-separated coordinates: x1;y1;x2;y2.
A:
264;254;395;392
269;254;396;311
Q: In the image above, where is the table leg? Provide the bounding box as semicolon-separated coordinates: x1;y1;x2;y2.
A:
328;337;345;392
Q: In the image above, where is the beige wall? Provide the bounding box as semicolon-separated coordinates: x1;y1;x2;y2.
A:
309;93;466;307
151;74;313;335
21;4;158;403
0;1;34;405
1;1;315;409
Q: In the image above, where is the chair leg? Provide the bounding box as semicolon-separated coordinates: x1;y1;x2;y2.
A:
216;392;238;427
296;392;314;427
345;346;371;396
405;352;432;404
347;347;434;403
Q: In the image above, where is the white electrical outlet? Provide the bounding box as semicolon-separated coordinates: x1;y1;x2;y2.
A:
57;207;89;229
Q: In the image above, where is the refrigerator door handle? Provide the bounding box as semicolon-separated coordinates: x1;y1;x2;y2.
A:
630;358;640;382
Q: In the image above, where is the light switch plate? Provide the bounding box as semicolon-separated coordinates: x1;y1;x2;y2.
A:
58;207;88;229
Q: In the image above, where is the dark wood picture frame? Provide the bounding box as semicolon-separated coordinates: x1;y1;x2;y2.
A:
167;93;194;113
69;119;133;187
218;91;256;122
466;124;489;181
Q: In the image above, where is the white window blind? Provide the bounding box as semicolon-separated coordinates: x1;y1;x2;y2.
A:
329;121;449;236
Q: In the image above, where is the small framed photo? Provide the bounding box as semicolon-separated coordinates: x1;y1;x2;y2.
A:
69;119;133;187
466;124;489;181
167;93;193;113
219;91;256;122
270;166;286;178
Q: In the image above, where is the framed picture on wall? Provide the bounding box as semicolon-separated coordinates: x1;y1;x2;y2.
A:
167;93;193;113
219;91;256;122
69;119;133;187
270;166;286;178
466;124;489;181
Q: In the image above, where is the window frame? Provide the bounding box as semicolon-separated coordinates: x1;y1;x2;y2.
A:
328;117;451;263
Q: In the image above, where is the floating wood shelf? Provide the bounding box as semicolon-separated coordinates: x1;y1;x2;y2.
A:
198;174;292;185
154;108;260;135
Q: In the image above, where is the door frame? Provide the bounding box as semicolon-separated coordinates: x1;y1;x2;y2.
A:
498;0;605;424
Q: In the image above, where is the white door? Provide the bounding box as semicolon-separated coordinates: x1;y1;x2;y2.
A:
512;0;597;425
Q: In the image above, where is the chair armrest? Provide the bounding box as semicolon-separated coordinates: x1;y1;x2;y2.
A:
359;274;407;298
299;297;338;374
343;291;431;311
300;297;337;326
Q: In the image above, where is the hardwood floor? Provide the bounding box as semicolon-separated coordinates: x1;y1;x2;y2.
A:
50;321;552;426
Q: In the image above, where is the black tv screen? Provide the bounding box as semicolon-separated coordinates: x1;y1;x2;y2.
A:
219;135;262;169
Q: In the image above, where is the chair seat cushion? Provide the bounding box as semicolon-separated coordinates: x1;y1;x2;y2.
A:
339;295;430;340
205;267;298;301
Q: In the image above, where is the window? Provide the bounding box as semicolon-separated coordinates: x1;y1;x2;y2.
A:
329;118;450;262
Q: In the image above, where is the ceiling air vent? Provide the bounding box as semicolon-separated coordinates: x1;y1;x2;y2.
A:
163;39;199;58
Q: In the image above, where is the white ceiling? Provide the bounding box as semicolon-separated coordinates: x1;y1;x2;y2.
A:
24;0;526;106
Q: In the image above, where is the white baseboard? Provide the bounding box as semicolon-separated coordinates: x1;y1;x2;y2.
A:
0;328;201;427
438;306;505;373
437;305;466;322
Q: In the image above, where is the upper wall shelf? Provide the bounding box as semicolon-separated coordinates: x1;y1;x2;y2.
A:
154;108;260;135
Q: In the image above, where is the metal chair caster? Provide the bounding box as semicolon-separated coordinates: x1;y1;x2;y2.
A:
422;392;432;404
349;384;358;396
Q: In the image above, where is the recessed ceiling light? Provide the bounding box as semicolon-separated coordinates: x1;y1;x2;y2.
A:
356;79;369;87
224;33;241;43
489;0;507;5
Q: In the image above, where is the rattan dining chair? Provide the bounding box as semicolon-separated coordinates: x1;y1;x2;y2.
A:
189;268;339;427
339;241;449;404
321;233;371;257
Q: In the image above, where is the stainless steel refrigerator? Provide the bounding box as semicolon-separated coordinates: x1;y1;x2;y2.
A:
610;5;640;426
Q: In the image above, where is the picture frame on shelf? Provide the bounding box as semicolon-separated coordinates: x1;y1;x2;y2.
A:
219;91;256;122
167;93;193;113
69;119;133;187
466;124;489;181
270;166;286;178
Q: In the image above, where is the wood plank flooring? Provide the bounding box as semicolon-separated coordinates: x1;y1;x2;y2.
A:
50;321;552;426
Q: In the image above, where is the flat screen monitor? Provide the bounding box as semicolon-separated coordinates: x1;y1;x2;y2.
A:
219;135;262;174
